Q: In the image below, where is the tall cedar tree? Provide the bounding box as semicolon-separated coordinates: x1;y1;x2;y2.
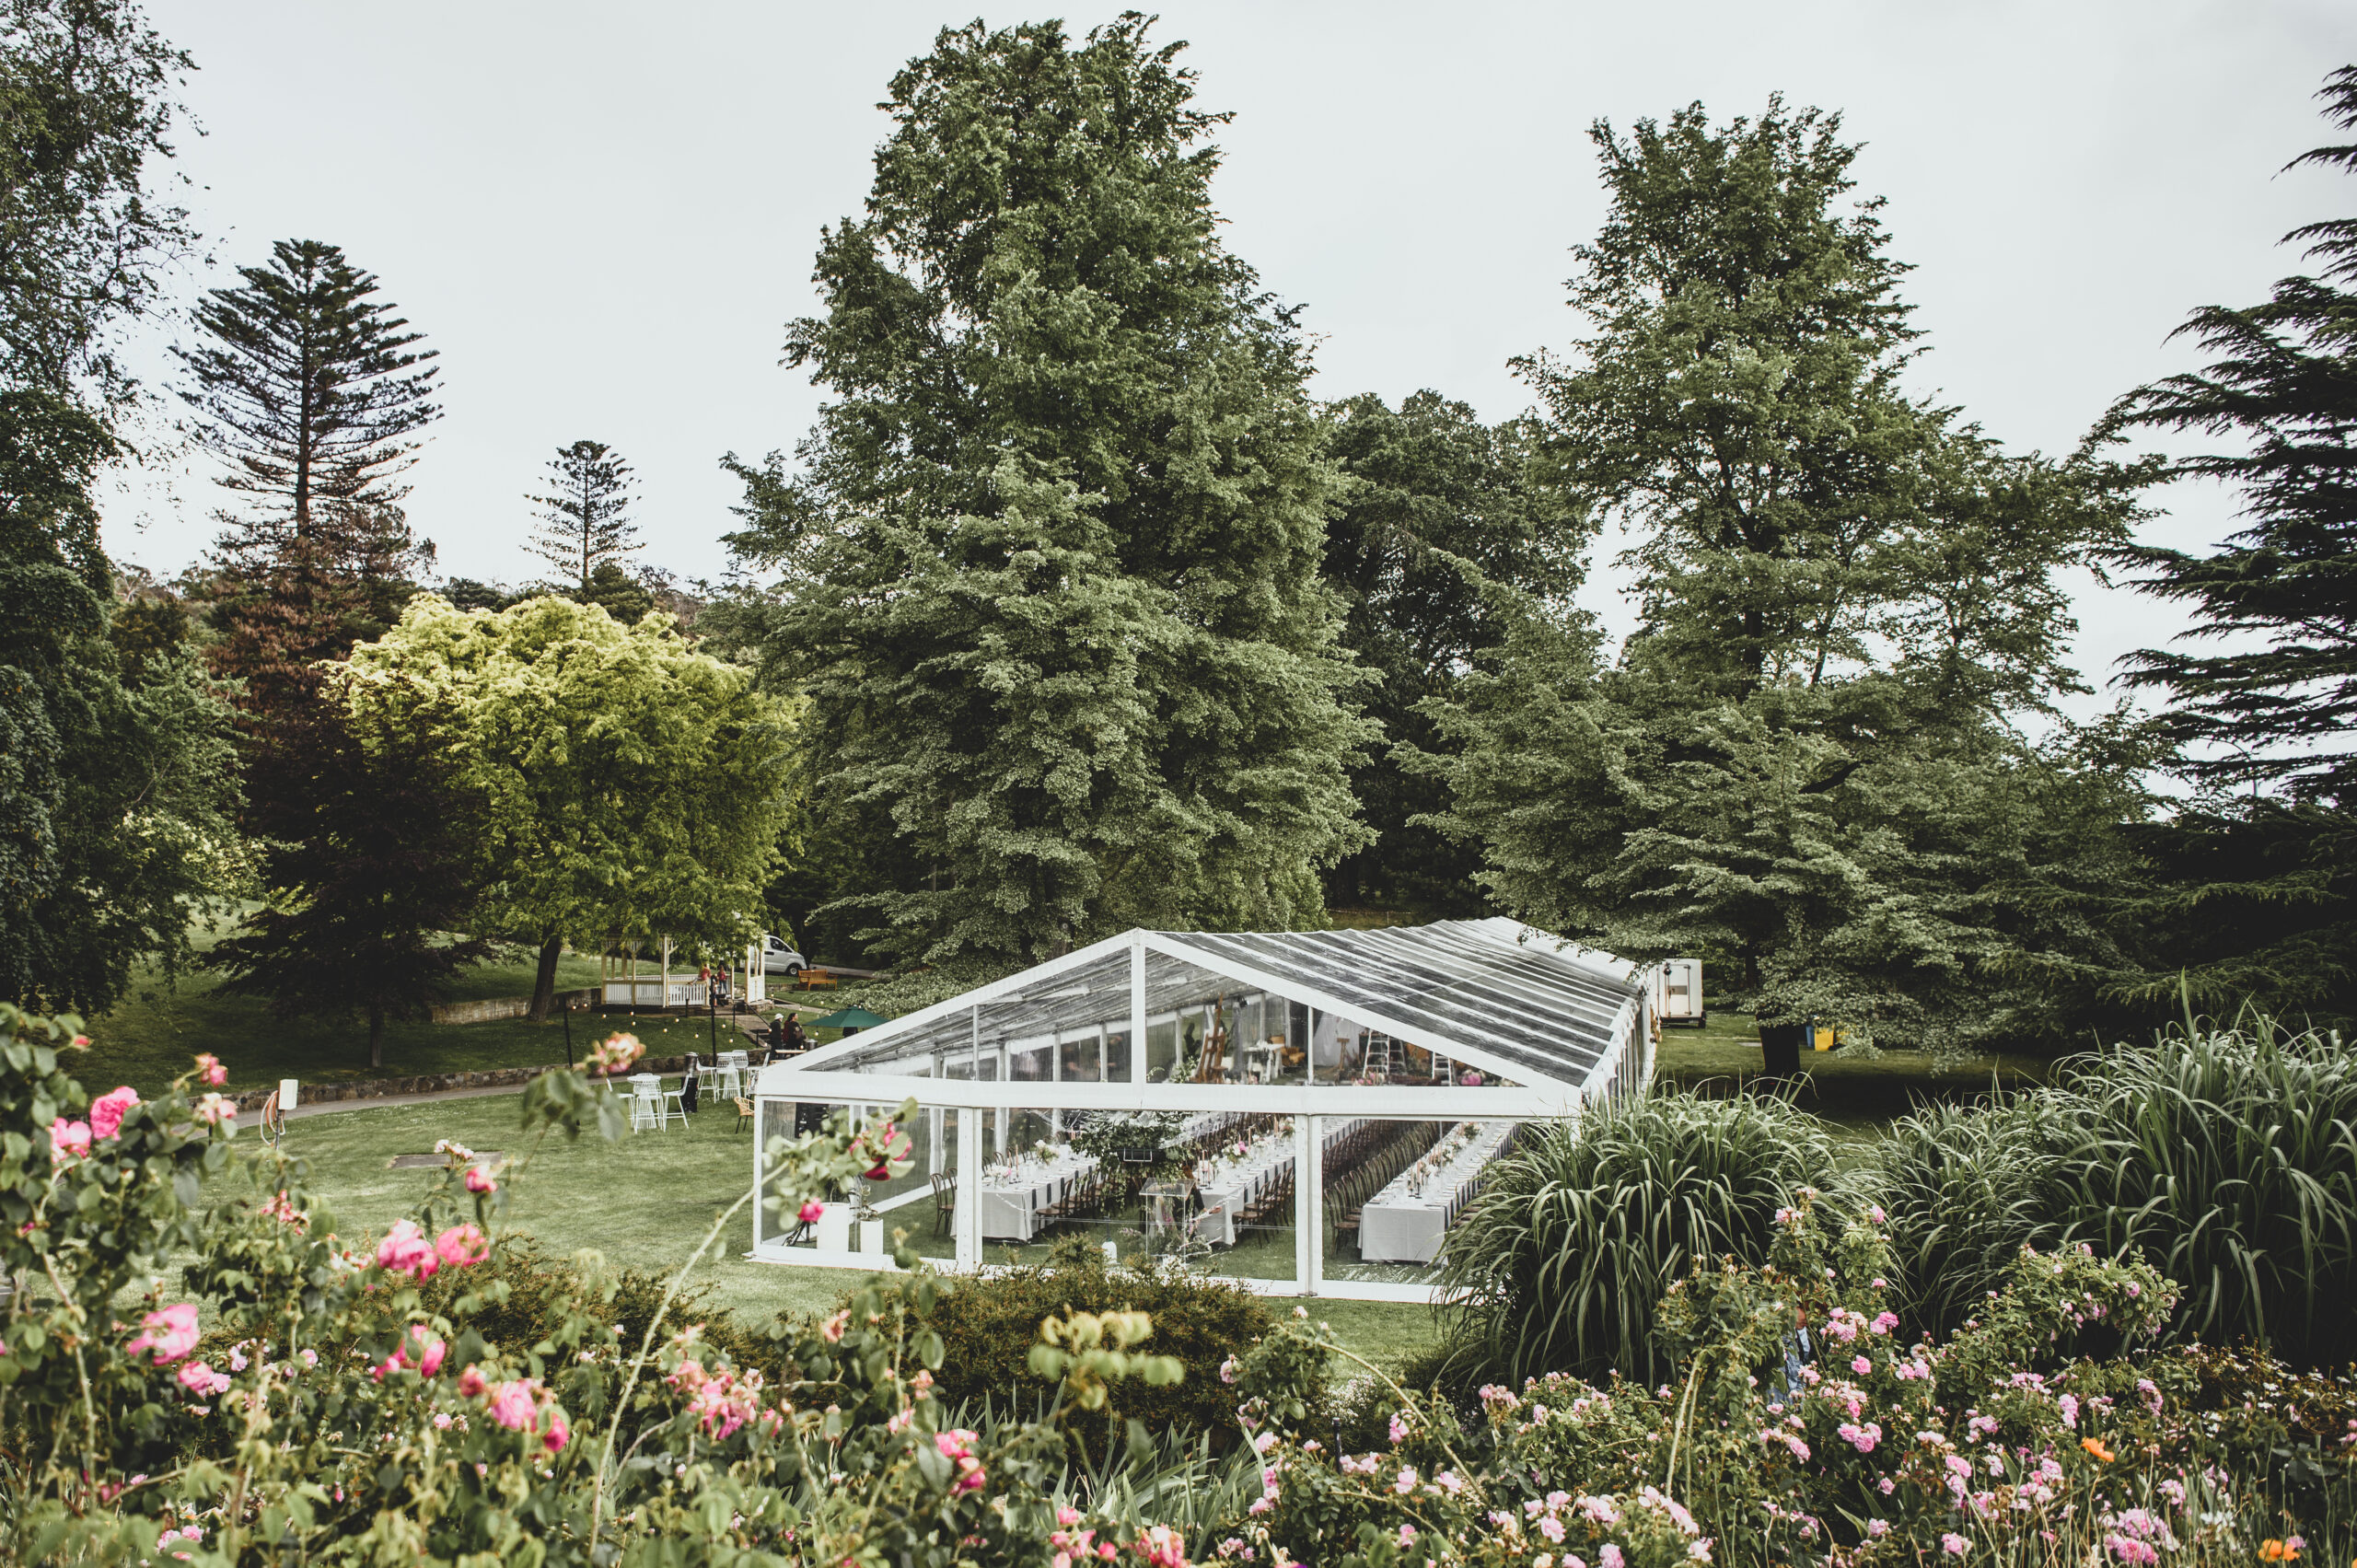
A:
1425;99;2150;1052
1318;390;1585;915
208;704;489;1070
719;17;1369;968
526;438;640;591
2097;67;2357;1020
0;0;240;1013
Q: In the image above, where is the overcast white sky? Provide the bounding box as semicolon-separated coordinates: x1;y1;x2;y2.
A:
105;0;2355;712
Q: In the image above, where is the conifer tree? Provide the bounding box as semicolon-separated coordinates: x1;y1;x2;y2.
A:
209;703;490;1071
720;17;1369;967
526;438;639;591
174;239;440;557
2098;66;2357;1020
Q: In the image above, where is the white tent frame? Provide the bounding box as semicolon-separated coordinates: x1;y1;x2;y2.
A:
749;922;1654;1301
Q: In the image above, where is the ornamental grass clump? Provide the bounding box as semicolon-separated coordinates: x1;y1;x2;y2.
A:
2046;1013;2357;1368
1871;1094;2073;1341
1437;1088;1830;1388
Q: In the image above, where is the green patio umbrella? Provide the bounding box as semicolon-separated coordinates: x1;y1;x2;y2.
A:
808;1005;891;1033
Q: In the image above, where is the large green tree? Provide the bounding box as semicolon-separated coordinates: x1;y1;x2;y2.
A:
717;17;1369;968
2095;67;2357;1022
0;0;242;1014
1318;390;1584;915
336;595;799;1019
1425;99;2150;1051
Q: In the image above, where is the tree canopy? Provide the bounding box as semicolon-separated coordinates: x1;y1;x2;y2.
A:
1424;99;2149;1051
717;16;1368;968
1318;389;1584;915
334;595;800;1017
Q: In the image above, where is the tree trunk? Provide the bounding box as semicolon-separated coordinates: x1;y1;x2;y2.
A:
528;934;564;1021
367;1001;385;1072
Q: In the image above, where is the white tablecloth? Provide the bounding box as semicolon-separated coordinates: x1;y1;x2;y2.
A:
1359;1121;1515;1263
1187;1119;1363;1245
958;1149;1097;1241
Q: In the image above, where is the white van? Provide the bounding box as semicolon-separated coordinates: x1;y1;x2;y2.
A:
758;935;807;977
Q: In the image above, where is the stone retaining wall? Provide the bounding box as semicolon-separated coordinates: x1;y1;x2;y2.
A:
426;987;598;1025
227;1054;698;1112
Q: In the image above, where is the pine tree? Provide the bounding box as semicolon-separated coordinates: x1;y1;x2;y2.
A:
209;702;490;1070
174;238;439;562
720;17;1370;967
2096;66;2357;1020
2104;67;2357;803
526;438;639;591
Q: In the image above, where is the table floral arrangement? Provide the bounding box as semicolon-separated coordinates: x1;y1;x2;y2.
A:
1405;1121;1482;1199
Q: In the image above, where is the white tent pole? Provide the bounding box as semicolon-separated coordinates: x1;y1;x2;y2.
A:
1129;934;1146;1084
1302;1113;1323;1295
955;1107;982;1269
751;1102;765;1253
929;1106;944;1176
1293;1114;1315;1288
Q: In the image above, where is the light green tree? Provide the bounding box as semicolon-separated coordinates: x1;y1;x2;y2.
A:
714;17;1370;969
334;595;798;1018
1423;99;2154;1054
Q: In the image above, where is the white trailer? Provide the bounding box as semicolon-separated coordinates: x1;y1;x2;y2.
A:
1652;958;1706;1028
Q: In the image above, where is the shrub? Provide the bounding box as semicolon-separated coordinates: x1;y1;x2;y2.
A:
905;1237;1277;1458
1436;1087;1831;1387
2047;1013;2357;1367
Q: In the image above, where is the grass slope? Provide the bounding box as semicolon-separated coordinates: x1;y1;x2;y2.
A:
75;914;635;1097
272;1092;1445;1376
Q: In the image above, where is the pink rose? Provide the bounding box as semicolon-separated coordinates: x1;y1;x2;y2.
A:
88;1086;140;1141
435;1224;489;1268
194;1094;237;1126
458;1364;487;1398
798;1199;825;1225
820;1310;848;1343
50;1118;90;1161
486;1379;539;1431
464;1166;496;1195
375;1330;447;1381
542;1407;570;1453
126;1303;201;1364
1852;1355;1873;1375
193;1053;227;1087
176;1361;229;1396
375;1220;438;1281
935;1426;987;1490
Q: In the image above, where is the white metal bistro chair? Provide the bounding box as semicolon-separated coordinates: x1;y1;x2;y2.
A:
628;1074;665;1132
715;1051;747;1100
663;1067;692;1125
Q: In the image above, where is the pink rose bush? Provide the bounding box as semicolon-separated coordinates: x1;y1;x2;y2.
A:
88;1085;139;1140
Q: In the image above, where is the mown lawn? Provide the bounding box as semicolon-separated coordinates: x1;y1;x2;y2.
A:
70;913;648;1097
255;1091;1446;1376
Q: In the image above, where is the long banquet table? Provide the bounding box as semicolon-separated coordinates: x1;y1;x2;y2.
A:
1358;1121;1517;1263
1185;1118;1361;1245
956;1111;1239;1242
